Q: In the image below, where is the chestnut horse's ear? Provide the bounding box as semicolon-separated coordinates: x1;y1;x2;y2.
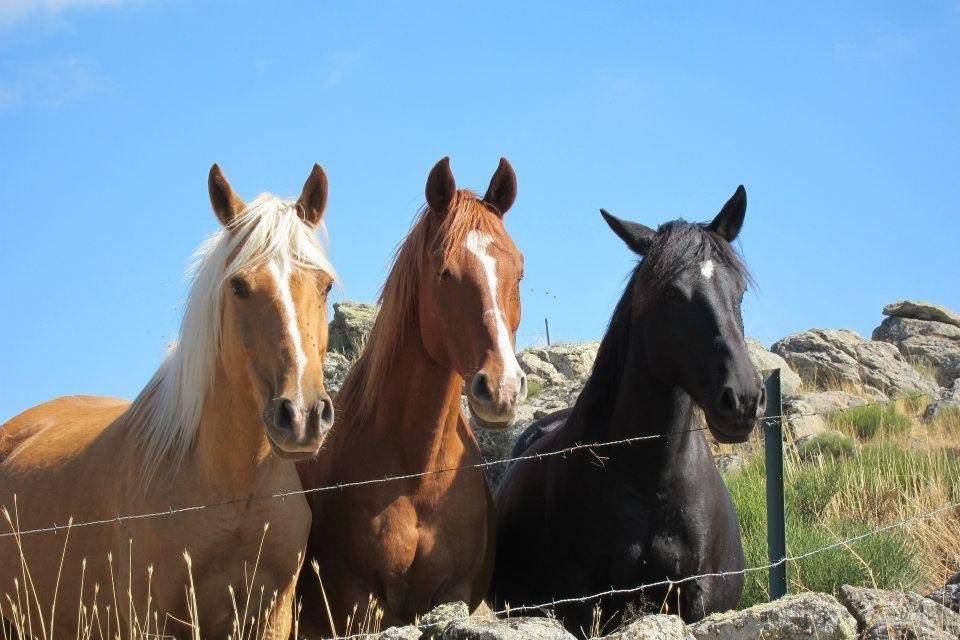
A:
297;164;329;227
208;163;246;226
483;157;517;216
707;185;747;242
600;209;657;256
426;156;457;214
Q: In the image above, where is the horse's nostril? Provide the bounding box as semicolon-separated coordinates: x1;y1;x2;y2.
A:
275;398;297;431
319;396;335;427
756;385;767;416
471;372;493;403
719;387;738;415
517;374;528;401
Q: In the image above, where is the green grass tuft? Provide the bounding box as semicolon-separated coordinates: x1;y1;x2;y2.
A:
828;404;912;440
526;378;544;398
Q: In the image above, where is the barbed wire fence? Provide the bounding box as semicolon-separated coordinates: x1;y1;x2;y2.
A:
1;382;957;638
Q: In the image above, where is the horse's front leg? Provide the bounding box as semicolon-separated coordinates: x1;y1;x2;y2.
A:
264;579;297;640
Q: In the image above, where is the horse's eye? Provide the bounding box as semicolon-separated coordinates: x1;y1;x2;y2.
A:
439;268;452;280
324;282;333;296
664;286;682;302
230;278;250;299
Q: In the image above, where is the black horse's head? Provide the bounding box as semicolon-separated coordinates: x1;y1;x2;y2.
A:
600;186;764;443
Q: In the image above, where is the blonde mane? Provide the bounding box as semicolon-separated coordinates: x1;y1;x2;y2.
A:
336;190;505;421
127;194;337;477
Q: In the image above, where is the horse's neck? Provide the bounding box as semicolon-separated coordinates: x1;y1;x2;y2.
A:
574;326;702;477
189;361;279;492
363;325;466;470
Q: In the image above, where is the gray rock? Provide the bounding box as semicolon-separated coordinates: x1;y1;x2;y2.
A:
873;316;960;387
442;616;576;640
328;301;378;360
924;379;960;422
927;584;960;615
782;391;868;439
604;614;691;639
883;301;960;329
323;351;352;397
839;585;960;638
747;338;802;396
771;330;939;400
859;619;955;639
420;602;470;638
714;454;746;474
688;592;857;640
380;626;424;640
517;343;600;387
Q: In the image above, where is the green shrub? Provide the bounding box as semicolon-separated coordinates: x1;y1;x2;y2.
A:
796;432;857;462
526;378;544;398
828;404;912;440
723;442;960;608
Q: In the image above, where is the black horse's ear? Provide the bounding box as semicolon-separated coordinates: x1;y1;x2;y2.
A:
483;157;517;216
707;185;747;242
426;156;457;214
600;209;656;256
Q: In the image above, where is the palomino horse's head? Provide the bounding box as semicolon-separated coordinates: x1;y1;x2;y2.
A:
419;157;527;429
208;164;336;459
600;187;764;443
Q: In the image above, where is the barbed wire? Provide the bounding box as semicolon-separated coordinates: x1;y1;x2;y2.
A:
326;497;960;640
0;390;940;540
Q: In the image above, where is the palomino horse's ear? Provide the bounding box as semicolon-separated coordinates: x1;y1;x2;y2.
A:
483;157;518;216
208;163;246;227
600;209;657;256
426;156;457;214
707;185;747;242
297;164;329;227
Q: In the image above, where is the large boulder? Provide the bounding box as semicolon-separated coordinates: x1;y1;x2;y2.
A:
328;301;378;360
688;592;856;639
517;342;600;388
882;301;960;328
604;614;691;639
873;316;960;387
747;338;802;395
782;391;867;439
839;585;960;639
442;616;576;640
421;602;470;639
771;330;939;400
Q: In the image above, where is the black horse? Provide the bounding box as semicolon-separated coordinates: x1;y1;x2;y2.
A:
489;187;765;637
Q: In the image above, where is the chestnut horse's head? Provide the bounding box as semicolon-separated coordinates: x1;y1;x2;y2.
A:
417;158;526;428
206;165;337;459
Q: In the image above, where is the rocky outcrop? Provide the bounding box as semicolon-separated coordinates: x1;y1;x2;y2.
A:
605;614;691;639
839;585;960;639
882;301;960;329
328;301;378;361
688;592;857;640
442;617;575;640
747;338;801;395
782;391;867;439
771;329;939;400
323;351;351;397
873;317;960;388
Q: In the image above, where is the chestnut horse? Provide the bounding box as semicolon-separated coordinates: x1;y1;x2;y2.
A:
297;157;526;635
0;165;337;640
490;188;764;637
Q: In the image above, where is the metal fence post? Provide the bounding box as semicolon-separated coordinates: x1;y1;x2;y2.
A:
544;318;551;346
763;368;787;599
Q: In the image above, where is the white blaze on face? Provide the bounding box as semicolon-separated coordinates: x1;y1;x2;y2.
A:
700;259;716;280
464;230;524;398
268;259;307;404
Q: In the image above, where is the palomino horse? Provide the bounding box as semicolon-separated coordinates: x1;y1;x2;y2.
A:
0;165;337;640
297;157;526;635
490;187;764;637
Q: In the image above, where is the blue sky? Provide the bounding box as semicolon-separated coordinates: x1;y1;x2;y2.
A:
1;1;958;420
